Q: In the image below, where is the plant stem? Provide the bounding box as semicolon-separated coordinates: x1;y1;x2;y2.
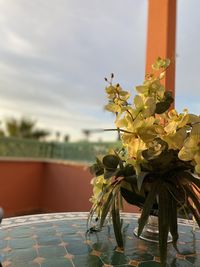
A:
103;128;133;134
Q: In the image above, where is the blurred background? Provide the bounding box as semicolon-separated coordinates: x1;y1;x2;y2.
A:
0;0;199;216
0;0;199;147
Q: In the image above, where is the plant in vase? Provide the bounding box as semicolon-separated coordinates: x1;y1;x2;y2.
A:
88;57;200;266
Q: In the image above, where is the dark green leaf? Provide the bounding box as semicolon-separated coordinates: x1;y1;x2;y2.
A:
169;193;179;252
112;199;123;248
137;171;148;191
124;174;137;184
90;157;104;176
99;190;114;228
142;138;169;162
90;163;104;176
158;186;171;266
144;150;175;172
104;170;117;179
180;171;200;188
120;187;145;209
155;91;174;114
155;101;171;114
103;155;120;170
184;185;200;217
99;184;121;228
123;164;135;176
138;180;161;236
165;91;174;102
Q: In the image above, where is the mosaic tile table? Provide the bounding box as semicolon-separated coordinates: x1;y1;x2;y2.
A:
0;212;199;267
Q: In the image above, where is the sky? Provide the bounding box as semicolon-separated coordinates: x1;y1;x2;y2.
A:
0;0;199;142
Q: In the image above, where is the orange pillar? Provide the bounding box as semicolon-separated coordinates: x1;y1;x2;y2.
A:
146;0;177;100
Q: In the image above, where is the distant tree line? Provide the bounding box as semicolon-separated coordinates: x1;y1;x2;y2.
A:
0;118;49;140
0;117;69;142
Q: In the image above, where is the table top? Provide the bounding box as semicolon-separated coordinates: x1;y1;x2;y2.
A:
0;212;199;267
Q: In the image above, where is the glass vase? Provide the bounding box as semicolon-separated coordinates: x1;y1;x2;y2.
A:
134;215;172;243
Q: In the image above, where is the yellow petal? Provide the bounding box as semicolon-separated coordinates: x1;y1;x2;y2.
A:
135;85;149;94
164;121;177;134
134;95;143;109
105;85;116;94
194;152;200;164
115;118;128;128
178;145;195;161
105;103;121;113
195;164;200;174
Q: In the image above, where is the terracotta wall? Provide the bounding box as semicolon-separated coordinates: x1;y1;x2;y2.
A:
41;162;139;213
0;160;139;217
42;162;93;212
0;161;44;217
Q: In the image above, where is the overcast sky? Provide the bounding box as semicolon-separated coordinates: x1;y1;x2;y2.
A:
0;0;199;141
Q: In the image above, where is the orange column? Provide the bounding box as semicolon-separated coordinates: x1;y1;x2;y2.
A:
146;0;177;100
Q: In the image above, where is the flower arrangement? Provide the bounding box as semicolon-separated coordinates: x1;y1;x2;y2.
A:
88;58;200;266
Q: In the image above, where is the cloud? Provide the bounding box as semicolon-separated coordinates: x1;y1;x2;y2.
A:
0;0;148;140
1;0;199;141
176;0;200;96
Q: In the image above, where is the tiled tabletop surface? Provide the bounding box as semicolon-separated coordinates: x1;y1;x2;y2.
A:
0;212;199;267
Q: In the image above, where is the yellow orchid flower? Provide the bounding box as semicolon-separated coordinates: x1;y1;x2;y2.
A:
164;109;189;134
133;95;156;118
178;125;200;174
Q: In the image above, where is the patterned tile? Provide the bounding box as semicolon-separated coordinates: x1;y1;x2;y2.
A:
129;259;140;266
0;212;199;266
33;256;45;264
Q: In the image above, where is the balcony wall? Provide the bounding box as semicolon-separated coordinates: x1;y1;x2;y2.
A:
0;159;139;217
42;162;93;212
0;160;45;217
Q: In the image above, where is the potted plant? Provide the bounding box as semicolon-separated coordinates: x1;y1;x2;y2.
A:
88;57;200;266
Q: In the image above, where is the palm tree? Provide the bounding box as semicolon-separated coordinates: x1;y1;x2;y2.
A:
5;118;49;140
0;129;4;137
0;122;5;137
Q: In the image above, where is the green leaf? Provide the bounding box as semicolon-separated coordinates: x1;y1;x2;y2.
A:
137;171;148;192
89;163;104;176
184;185;200;217
123;164;135;177
120;187;146;209
155;101;171;114
180;171;200;188
99;189;114;228
165;91;174;102
112;198;123;248
155;91;174;114
104;169;118;179
99;184;122;228
120;180;133;191
138;180;161;236
169;193;179;252
142;138;169;161
124;174;137;184
90;160;104;176
158;186;171;266
165;182;185;212
103;155;119;170
142;149;175;172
